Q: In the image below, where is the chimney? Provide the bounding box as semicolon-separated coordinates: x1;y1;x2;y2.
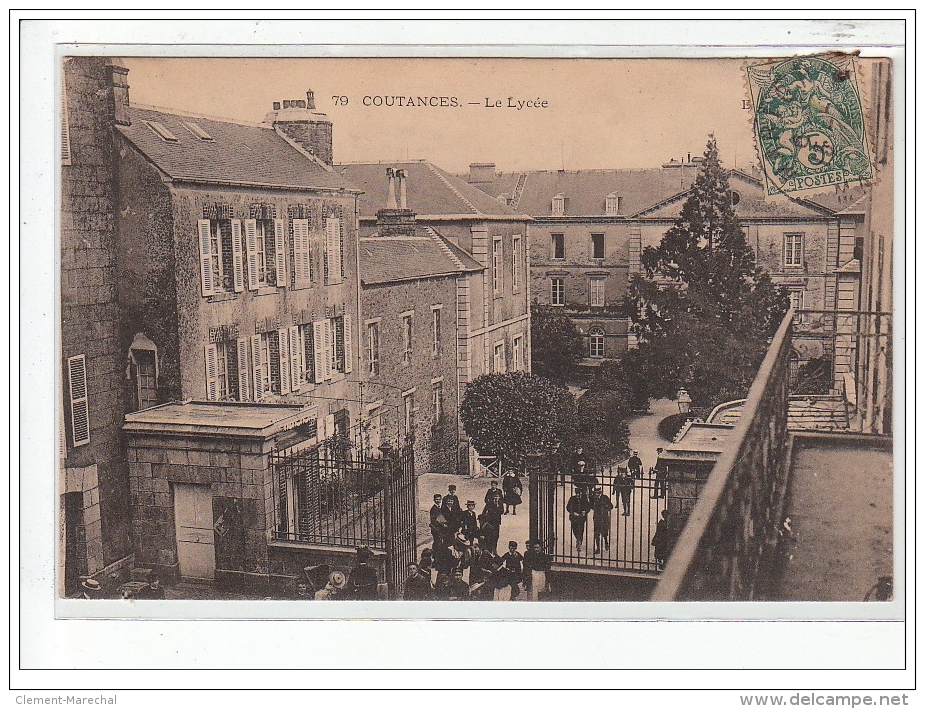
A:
109;61;130;126
468;162;496;183
396;169;408;209
265;89;334;167
376;168;416;237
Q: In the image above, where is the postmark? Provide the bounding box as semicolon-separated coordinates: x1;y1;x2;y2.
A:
746;54;874;197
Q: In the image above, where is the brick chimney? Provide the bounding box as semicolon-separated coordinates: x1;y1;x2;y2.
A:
109;61;130;126
376;168;416;236
468;162;496;184
265;90;333;167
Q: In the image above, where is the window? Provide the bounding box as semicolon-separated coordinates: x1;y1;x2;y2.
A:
127;334;159;411
589;327;605;359
183;121;213;141
590;277;605;307
403;390;416;437
552;194;566;216
245;219;285;289
292;218;312;288
512;335;524;372
325;216;344;285
591;233;605;260
331;314;353;374
605;193;621;215
432;379;444;423
551;277;565;306
364;403;382;452
310;319;334;383
366;320;380;375
788;289;804;322
512;236;522;291
493;341;506;373
145;120;179;143
492;237;503;294
66;354;90;446
204;341;239;401
784;232;804;267
401;312;414;364
551;233;565;260
198;219;240;295
431;306;442;356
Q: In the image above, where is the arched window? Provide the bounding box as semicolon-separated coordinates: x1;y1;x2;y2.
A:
589;326;605;359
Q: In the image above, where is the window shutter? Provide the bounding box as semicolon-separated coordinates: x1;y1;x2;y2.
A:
288;325;302;391
244;219;259;291
204;344;219;400
198;219;215;296
325;218;342;285
230;220;245;292
61;74;71;165
251;335;264;400
343;314;353;374
293;219;310;289
237;337;251;402
278;329;291;395
274;219;288;288
67;354;90;446
324;318;334;380
312;321;325;384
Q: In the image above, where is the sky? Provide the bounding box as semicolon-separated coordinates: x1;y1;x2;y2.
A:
121;57;759;174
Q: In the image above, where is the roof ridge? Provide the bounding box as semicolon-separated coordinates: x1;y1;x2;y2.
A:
425;227;467;271
131;103;269;129
425;162;480;215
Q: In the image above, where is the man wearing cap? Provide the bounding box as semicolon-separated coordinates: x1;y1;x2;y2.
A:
652;447;668;499
401;562;432;600
459;500;480;543
484;479;504;509
523;539;552;601
440;489;462;532
628;450;643;479
566;487;589;553
447;568;470;601
77;577;102;599
430;494;451;551
592;484;615;554
500;541;525;599
347;546;380;600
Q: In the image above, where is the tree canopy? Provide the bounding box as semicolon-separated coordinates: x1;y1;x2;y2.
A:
626;136;790;410
530;302;584;382
460;372;577;469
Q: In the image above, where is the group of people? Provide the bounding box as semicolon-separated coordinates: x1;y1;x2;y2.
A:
296;546;382;600
406;475;549;600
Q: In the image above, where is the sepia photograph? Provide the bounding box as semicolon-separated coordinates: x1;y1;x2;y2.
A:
55;48;897;611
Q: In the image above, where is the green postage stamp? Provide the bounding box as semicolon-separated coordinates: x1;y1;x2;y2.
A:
746;54;874;197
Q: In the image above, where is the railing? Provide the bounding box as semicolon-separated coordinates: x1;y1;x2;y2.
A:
651;309;794;601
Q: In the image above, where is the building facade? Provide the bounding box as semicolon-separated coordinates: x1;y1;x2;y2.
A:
340;161;533;474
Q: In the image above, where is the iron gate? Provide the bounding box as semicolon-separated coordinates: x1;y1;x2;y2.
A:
534;467;668;575
271;435;416;596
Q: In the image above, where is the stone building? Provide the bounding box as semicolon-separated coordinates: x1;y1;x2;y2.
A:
359;169;485;476
60;57;134;595
340;161;533;475
469;161;866;371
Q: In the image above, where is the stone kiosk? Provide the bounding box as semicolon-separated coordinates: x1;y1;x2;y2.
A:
123;400;322;594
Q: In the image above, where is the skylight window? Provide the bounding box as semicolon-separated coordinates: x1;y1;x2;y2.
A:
145;121;179;143
183;121;214;141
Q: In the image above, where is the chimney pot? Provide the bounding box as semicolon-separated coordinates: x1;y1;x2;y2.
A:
396;169;408;209
306;90;316;110
283;100;291;109
108;63;131;126
295;99;306;109
385;168;398;210
273;101;281;110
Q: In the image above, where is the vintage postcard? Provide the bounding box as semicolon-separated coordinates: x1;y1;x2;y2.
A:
54;49;898;617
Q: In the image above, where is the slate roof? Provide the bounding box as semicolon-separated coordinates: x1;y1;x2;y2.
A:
117;106;350;191
360;226;483;285
337;161;524;219
474;167;837;219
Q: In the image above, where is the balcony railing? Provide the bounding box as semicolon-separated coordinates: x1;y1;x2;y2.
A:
651;309;794;601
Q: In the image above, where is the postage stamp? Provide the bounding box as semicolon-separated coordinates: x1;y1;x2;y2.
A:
746;54;875;197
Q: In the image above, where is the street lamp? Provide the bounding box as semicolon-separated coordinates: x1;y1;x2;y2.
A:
677;388;692;415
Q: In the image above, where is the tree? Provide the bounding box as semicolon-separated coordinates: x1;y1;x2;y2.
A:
530;303;584;382
626;136;791;411
460;372;577;470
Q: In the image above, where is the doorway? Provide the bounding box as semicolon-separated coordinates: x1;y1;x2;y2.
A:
174;483;215;580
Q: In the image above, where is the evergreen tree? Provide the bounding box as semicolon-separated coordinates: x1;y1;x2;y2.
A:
530;302;585;382
626;136;790;409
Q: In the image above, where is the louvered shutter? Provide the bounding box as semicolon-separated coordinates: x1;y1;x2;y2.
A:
325;218;342;285
244;219;259;291
198;219;215;296
237;337;251;402
231;219;245;293
288;325;301;391
278;329;291;395
293;219;310;289
324;318;334;380
251;335;264;400
61;74;71;165
204;344;219;400
67;355;90;446
343;314;353;374
274;219;287;288
312;321;325;384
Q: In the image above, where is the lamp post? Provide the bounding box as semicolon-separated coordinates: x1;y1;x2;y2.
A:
677;388;692;416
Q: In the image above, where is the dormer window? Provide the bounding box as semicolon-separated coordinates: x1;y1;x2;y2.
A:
145;121;179;143
552;193;566;216
183;121;214;141
605;193;622;215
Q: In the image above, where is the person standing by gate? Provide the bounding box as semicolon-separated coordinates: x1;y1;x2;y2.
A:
614;464;635;517
566;487;589;554
347;547;380;600
651;448;668;499
479;504;502;555
523;539;551;600
501;469;523;515
592;484;614;554
627;450;643;479
652;510;675;570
